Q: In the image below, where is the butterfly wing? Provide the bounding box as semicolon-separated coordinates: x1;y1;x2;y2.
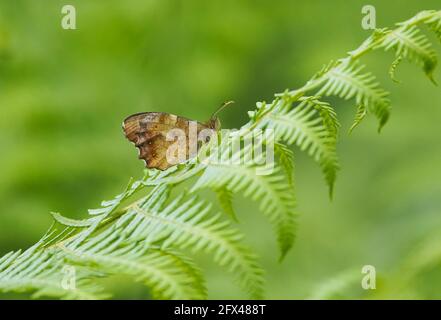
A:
122;112;213;170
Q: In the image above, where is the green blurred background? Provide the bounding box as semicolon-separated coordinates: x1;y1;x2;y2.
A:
1;0;441;299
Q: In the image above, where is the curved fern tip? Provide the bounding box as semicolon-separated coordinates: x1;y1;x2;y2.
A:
278;242;294;262
278;252;287;263
348;126;356;135
377;122;387;134
378;113;390;133
329;186;335;200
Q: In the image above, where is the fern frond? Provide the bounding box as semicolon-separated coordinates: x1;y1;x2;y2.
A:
378;25;438;83
317;60;391;131
118;189;264;298
257;98;339;197
308;60;339;83
148;248;208;298
193;159;296;261
0;243;106;299
389;55;403;83
349;104;367;134
61;234;206;299
68;178;147;248
274;142;295;186
50;212;98;228
215;187;238;222
312;98;340;137
425;11;441;42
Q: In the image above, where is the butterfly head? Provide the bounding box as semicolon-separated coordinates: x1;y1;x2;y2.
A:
208;100;234;131
207;117;221;131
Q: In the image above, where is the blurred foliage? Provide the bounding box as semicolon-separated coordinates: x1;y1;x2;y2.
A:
0;0;441;299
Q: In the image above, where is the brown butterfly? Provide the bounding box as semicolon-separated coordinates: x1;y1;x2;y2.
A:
122;101;233;170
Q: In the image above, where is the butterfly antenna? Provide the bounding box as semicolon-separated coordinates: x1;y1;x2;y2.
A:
211;100;235;120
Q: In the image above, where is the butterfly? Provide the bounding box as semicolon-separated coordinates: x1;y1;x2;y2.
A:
122;101;233;170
